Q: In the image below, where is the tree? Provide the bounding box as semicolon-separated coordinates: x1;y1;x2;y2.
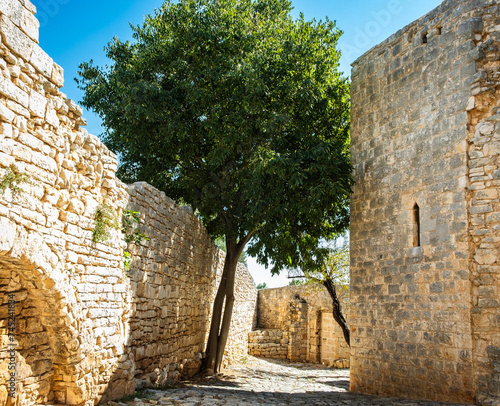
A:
288;278;304;286
214;236;247;265
76;0;351;374
256;283;267;289
303;235;350;346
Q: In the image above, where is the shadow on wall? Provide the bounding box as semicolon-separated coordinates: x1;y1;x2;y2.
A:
0;182;257;405
100;183;225;402
0;1;260;404
0;230;85;404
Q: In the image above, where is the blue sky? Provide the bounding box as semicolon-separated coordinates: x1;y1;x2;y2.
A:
31;0;443;287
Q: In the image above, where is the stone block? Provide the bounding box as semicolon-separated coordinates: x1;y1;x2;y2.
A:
483;141;500;157
30;44;53;79
19;5;38;42
0;0;23;26
0;14;33;61
0;103;15;123
0;122;12;138
45;105;59;128
51;63;64;88
457;18;484;37
0;76;29;108
28;89;47;118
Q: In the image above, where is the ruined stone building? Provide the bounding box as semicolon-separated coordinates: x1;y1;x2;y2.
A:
350;0;499;404
248;285;350;368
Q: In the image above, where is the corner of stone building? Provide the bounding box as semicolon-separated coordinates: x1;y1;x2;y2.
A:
350;0;499;404
463;2;500;403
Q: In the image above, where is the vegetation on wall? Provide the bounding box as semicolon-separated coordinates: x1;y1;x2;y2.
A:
0;164;33;196
92;205;149;270
77;0;351;374
92;203;119;244
122;210;149;270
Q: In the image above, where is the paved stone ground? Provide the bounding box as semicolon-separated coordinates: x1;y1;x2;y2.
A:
106;356;468;406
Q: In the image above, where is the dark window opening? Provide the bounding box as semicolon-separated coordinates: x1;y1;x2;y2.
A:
437;26;442;35
422;33;428;44
413;203;421;247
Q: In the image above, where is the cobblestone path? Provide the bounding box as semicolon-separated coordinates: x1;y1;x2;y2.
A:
106;356;468;406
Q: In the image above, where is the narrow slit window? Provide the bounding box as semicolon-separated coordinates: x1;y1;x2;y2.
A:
437;26;442;35
422;33;428;44
413;203;421;247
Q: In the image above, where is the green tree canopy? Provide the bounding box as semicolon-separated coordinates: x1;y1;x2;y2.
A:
77;0;351;373
304;235;350;286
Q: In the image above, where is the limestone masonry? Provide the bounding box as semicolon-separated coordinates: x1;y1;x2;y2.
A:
350;0;499;404
0;1;257;405
249;285;350;368
1;0;500;405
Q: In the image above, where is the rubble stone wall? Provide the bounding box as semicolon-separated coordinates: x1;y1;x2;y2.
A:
0;1;257;405
248;329;289;359
350;0;499;404
251;285;350;366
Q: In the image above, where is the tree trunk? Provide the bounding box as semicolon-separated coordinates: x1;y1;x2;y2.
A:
204;260;229;374
323;278;350;346
203;237;243;374
214;263;237;372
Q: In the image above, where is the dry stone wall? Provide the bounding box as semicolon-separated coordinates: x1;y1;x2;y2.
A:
0;1;257;405
350;0;499;404
248;330;289;359
250;285;350;367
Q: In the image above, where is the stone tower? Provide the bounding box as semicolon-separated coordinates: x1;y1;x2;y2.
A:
350;0;499;404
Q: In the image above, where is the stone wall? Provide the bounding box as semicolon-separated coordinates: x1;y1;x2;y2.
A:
350;0;499;404
0;1;257;405
103;182;258;400
465;4;500;402
248;330;289;359
250;285;350;366
256;285;308;361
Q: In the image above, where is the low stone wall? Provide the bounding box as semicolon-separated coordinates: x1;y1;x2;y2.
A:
252;285;350;366
0;1;257;405
248;329;289;359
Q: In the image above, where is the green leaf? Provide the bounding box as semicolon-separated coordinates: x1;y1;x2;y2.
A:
78;0;352;273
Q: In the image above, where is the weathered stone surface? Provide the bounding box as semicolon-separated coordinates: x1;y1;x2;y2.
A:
0;14;32;62
30;44;53;79
0;3;258;406
350;0;499;404
0;0;23;27
251;285;350;366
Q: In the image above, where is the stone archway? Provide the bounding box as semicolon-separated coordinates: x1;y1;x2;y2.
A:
0;219;85;405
